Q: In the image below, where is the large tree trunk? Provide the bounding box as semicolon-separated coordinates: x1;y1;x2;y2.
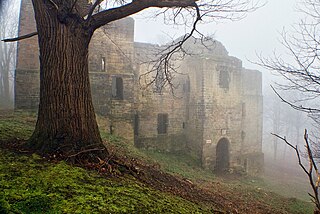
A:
29;0;107;161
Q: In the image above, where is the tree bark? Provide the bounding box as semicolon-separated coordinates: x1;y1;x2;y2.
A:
29;0;107;161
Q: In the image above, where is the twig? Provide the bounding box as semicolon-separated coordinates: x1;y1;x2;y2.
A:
47;0;59;10
272;130;320;212
271;85;320;114
68;148;105;158
86;0;104;21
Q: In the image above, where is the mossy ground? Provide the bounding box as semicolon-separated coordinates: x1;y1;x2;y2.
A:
0;111;315;213
0;110;35;141
0;150;215;213
0;111;216;213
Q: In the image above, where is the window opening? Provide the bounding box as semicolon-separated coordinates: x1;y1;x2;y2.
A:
112;76;123;100
134;114;139;136
219;66;230;89
101;57;106;72
157;113;168;134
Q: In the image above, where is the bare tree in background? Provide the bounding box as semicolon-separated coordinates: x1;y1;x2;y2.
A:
0;0;19;109
273;131;320;213
1;0;259;162
264;88;307;160
264;90;282;160
258;0;320;212
258;0;320;123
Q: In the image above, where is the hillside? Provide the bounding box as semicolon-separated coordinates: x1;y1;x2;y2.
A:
0;111;314;213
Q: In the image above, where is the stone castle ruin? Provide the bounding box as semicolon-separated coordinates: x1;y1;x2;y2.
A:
15;0;263;175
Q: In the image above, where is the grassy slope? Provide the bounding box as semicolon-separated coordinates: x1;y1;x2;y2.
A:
0;111;215;213
140;151;313;214
0;111;314;213
0;150;213;213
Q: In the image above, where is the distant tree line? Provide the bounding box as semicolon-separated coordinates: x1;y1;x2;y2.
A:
0;0;19;109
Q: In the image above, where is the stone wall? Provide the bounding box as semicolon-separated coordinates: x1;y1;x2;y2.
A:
90;72;135;140
135;91;188;152
15;0;39;110
240;69;264;175
16;0;39;71
133;48;188;151
89;18;135;74
181;58;204;157
15;69;39;109
184;55;245;171
88;17;136;140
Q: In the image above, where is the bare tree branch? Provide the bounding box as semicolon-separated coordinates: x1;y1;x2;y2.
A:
256;0;320;127
90;0;200;30
2;32;38;42
271;85;320;114
138;3;202;94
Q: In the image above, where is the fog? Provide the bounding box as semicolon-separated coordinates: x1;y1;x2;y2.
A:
134;0;299;69
0;0;20;107
134;0;313;200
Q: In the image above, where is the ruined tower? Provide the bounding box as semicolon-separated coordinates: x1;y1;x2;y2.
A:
134;38;264;175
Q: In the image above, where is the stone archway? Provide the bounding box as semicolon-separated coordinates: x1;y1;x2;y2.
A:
215;138;230;172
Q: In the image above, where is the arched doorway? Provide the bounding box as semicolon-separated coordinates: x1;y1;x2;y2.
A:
215;138;230;172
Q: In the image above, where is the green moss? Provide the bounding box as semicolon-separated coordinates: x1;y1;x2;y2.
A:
0;150;213;213
0;111;35;141
142;150;215;180
286;197;313;213
226;179;314;214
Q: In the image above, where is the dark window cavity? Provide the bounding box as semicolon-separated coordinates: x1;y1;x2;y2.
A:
157;113;168;134
219;66;230;89
134;114;139;136
112;76;124;100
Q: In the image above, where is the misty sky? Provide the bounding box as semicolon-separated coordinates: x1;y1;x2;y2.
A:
134;0;300;71
6;0;300;72
4;0;300;87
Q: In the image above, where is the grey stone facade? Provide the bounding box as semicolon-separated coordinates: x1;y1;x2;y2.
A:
15;0;263;175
